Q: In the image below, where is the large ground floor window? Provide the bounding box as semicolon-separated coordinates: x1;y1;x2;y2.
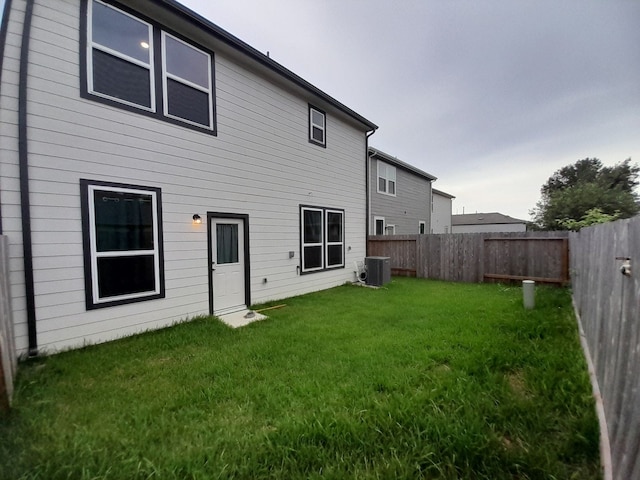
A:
300;205;344;273
80;179;165;309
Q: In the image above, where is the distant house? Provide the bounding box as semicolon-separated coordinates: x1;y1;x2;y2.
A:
0;0;377;355
368;148;436;235
431;189;455;233
451;213;527;233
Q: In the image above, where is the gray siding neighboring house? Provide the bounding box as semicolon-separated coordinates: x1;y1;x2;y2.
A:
0;0;377;355
431;188;455;233
368;147;436;235
451;213;527;233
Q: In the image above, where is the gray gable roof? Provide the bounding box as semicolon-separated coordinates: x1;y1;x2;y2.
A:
368;147;437;181
432;188;455;199
159;0;378;132
452;213;527;226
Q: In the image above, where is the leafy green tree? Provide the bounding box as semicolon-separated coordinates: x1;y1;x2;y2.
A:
531;158;639;230
558;208;620;231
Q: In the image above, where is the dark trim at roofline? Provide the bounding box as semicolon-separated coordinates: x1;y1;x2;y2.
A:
0;0;14;234
368;147;437;182
432;188;455;199
19;0;38;356
159;0;377;131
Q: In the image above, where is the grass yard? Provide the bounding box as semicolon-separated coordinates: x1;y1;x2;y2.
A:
0;278;600;479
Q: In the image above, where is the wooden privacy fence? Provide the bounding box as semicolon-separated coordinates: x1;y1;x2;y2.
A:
368;231;569;284
0;235;16;412
570;216;640;480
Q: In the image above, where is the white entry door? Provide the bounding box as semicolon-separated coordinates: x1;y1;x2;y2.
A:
211;217;246;315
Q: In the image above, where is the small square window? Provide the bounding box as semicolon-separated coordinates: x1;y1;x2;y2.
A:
309;105;326;147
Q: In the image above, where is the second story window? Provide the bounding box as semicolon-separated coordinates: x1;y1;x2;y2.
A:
162;32;213;128
309;105;326;147
89;0;154;110
85;0;216;134
377;161;396;196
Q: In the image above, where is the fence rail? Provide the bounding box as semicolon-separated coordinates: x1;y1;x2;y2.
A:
368;231;569;284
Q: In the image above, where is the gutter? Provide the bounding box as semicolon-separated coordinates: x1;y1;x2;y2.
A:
365;129;377;256
18;0;38;356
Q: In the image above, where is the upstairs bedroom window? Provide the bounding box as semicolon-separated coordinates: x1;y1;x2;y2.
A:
377;161;396;196
309;105;326;147
80;179;165;309
84;0;216;133
300;206;344;273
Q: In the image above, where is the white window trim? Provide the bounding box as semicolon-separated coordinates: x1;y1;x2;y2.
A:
385;224;396;235
87;184;161;305
373;216;385;235
301;206;324;273
309;106;326;146
325;209;344;269
87;0;156;112
161;31;214;129
377;161;397;196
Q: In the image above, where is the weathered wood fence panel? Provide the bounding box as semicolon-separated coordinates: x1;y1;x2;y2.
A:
369;231;569;284
570;216;640;480
0;235;16;412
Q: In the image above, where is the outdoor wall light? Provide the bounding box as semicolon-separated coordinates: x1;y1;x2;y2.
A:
192;214;202;225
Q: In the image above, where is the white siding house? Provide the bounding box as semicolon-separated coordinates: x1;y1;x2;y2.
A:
0;0;377;356
368;148;436;235
431;188;454;234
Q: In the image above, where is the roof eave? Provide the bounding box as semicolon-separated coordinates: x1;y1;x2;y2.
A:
158;0;378;131
368;147;437;181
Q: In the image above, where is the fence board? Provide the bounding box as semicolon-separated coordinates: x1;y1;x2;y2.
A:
0;236;16;412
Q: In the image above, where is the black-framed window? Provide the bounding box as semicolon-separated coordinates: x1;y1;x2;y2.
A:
309;105;326;147
300;205;344;273
83;0;216;133
80;179;165;309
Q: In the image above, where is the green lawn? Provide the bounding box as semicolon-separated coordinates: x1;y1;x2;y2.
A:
0;278;600;479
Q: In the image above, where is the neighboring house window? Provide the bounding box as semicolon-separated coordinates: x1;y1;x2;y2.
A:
377;161;396;195
309;105;326;147
84;0;215;133
385;224;396;235
374;217;385;235
80;179;165;309
445;226;449;233
300;206;344;273
419;221;426;234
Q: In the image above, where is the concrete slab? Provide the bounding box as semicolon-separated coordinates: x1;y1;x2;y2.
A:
218;309;268;328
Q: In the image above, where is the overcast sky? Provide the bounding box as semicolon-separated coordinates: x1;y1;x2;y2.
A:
180;0;640;220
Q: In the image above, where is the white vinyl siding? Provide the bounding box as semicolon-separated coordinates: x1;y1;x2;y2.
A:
1;0;369;354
